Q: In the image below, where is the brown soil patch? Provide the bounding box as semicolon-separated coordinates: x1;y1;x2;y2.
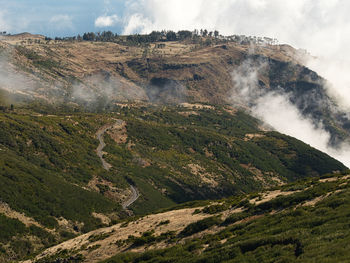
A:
244;133;265;141
178;111;199;117
223;106;237;116
107;120;128;144
240;164;284;186
87;175;132;204
180;103;215;110
301;195;326;207
251;190;300;205
187;163;219;187
92;212;111;225
320;175;350;183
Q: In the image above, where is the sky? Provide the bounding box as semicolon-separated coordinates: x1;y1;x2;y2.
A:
0;0;125;37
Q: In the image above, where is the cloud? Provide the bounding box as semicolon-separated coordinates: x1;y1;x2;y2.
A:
121;0;347;51
0;52;36;98
122;13;152;35
253;91;350;167
95;14;119;27
49;15;74;31
71;72;147;106
231;59;350;167
0;11;9;32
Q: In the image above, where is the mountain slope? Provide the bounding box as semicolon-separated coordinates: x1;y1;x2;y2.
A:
27;173;350;263
1;35;349;147
0;104;346;261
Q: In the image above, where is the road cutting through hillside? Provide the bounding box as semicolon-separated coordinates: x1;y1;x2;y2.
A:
96;120;139;209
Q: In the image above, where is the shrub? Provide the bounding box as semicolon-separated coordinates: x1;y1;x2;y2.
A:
180;216;222;237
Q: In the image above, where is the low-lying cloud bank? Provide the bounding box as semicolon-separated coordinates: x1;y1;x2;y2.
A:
0;52;35;95
231;59;350;167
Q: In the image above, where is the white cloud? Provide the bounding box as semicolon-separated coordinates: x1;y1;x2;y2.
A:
253;92;350;167
121;0;349;53
0;12;7;31
49;15;74;31
95;14;119;27
0;10;12;32
231;59;350;167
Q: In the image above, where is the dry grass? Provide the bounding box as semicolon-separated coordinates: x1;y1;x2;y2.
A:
0;202;55;234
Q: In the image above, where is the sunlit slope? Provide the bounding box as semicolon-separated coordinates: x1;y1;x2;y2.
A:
102;173;350;263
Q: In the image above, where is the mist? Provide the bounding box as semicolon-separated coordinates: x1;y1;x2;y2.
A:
71;72;148;106
0;50;36;99
146;78;187;104
231;59;350;167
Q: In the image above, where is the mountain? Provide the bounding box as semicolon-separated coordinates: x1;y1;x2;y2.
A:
0;33;349;262
1;35;349;145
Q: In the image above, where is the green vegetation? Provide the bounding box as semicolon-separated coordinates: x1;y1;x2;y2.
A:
179;216;222;237
15;46;61;70
128;230;176;247
104;175;350;263
0;112;121;229
0;104;346;261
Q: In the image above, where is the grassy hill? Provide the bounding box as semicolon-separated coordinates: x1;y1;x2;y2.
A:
0;104;346;261
28;172;350;263
102;173;350;263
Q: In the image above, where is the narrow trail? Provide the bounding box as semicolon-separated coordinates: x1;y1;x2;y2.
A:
96;120;139;209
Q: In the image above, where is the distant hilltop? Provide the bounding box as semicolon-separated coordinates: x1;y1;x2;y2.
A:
0;32;45;43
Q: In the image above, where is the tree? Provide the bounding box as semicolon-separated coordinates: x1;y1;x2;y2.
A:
149;31;162;42
100;31;114;41
214;30;219;38
83;32;96;41
202;29;208;37
166;31;177;41
178;30;192;40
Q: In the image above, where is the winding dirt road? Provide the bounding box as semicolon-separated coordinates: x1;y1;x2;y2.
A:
96;120;139;208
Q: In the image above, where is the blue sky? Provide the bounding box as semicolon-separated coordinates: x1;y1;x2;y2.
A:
0;0;125;37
